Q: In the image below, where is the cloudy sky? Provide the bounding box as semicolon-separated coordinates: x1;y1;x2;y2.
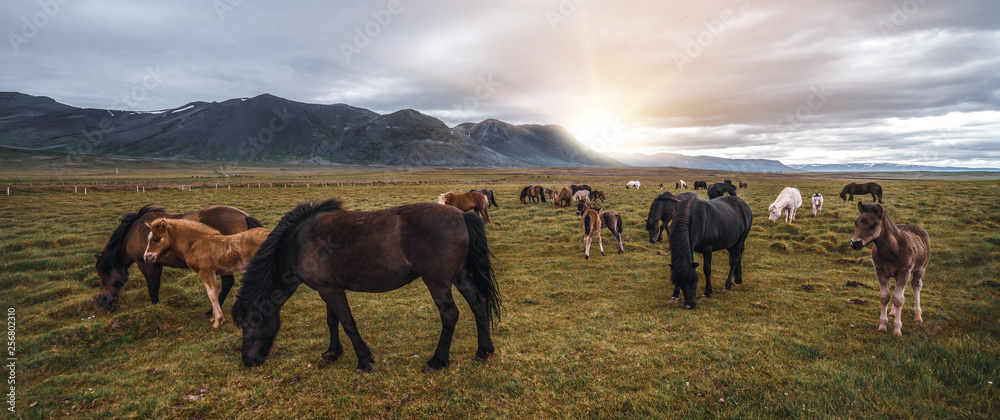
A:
2;0;998;167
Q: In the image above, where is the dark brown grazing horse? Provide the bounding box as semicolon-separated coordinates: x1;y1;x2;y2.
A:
645;191;697;243
591;190;606;204
96;204;263;309
519;186;545;204
232;199;501;372
850;202;929;336
553;186;573;208
840;182;883;203
438;191;491;223
739;182;748;189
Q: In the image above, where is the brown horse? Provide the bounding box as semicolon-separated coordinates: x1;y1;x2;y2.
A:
739;182;748;189
591;190;606;203
519;186;545;204
580;202;625;257
231;199;501;372
438;191;491;223
553;186;573;208
144;218;270;328
850;202;930;336
96;204;263;309
581;206;602;259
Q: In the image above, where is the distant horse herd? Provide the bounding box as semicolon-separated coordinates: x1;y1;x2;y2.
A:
95;177;927;372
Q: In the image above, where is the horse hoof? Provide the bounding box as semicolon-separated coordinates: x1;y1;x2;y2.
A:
698;295;709;300
585;255;589;260
666;297;679;304
356;365;373;374
204;309;213;319
893;330;902;337
684;305;692;309
601;252;605;256
321;351;343;362
618;250;623;254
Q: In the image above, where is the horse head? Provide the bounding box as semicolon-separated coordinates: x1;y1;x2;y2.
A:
142;219;171;263
850;202;885;250
95;251;128;306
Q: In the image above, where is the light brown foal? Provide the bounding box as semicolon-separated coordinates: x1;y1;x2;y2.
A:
850;202;930;336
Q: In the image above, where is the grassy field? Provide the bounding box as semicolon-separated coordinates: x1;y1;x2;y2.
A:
2;166;999;419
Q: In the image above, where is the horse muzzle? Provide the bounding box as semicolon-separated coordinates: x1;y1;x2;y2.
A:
142;253;157;263
849;240;865;250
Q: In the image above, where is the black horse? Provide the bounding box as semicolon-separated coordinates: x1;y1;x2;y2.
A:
471;189;499;208
645;191;697;243
232;198;501;373
707;182;737;199
840;182;883;203
693;181;708;190
571;184;592;194
668;194;753;308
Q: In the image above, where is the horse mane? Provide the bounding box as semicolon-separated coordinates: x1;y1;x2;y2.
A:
96;204;165;274
154;218;223;236
668;194;699;287
520;186;529;201
235;198;344;308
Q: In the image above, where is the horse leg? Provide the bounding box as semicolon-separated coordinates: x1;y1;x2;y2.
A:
481;204;491;224
701;250;713;298
136;262;162;304
890;273;911;336
319;289;374;372
584;233;591;260
321;301;344;362
423;278;460;371
597;228;605;256
876;271;891;333
452;270;495;361
612;226;624;254
911;267;925;324
198;270;224;328
205;274;236;318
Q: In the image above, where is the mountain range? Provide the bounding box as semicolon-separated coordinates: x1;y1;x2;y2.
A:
0;92;620;167
1;92;995;172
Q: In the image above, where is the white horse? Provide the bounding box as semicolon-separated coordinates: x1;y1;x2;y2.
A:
676;180;687;189
572;190;590;202
626;180;641;189
768;187;802;223
812;193;824;216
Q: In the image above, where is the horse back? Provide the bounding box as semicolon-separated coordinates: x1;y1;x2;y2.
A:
189;227;270;274
125;206;254;267
292;203;469;291
689;197;752;248
898;224;931;269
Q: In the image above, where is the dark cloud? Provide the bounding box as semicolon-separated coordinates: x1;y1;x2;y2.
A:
1;0;997;167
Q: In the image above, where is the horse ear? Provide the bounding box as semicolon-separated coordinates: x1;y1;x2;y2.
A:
144;221;152;229
158;220;167;230
857;201;865;212
873;204;884;218
94;253;101;261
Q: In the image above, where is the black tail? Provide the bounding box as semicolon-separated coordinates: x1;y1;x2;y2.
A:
584;213;593;235
462;211;502;328
245;215;264;229
615;214;623;234
233;198;343;325
489;190;499;208
96;204;165;275
669;196;698;290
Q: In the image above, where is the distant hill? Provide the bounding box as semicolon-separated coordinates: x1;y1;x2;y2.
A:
0;92;618;167
609;151;797;172
788;163;1000;172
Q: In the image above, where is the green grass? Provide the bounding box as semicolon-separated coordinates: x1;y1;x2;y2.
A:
2;167;998;418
